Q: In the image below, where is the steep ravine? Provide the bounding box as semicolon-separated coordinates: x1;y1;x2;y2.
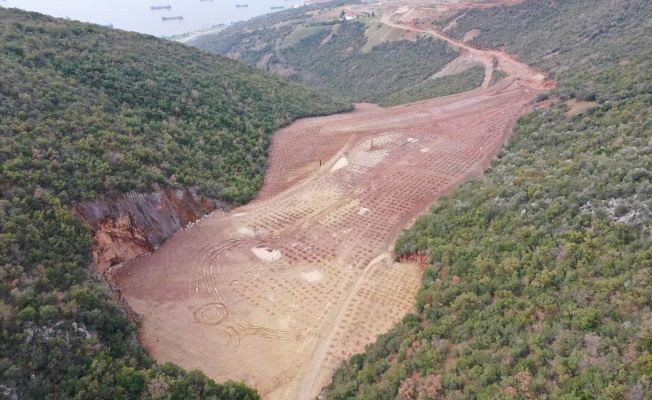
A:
74;188;226;274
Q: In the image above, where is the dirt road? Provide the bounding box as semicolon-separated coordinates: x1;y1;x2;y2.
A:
114;3;550;399
378;6;547;90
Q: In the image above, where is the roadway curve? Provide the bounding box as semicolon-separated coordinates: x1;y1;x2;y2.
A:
378;10;549;90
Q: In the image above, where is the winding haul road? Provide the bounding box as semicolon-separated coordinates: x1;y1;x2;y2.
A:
114;2;551;399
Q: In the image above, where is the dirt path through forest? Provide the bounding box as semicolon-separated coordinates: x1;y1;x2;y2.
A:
114;2;551;399
378;6;548;90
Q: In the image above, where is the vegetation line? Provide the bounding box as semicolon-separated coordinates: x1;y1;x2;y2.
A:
0;7;350;399
326;0;652;398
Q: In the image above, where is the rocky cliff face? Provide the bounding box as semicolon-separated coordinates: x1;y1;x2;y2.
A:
74;188;224;274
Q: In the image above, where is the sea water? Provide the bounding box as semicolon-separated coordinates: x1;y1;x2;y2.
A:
4;0;304;38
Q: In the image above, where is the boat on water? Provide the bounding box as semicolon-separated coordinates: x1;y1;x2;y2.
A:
270;6;284;9
162;15;183;21
150;5;171;10
235;4;248;7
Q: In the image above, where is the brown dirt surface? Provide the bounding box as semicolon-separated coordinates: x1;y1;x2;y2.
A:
114;2;551;399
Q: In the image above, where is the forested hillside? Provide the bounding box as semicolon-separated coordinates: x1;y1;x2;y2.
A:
275;22;459;104
190;0;356;63
0;8;349;399
191;4;478;105
379;64;485;107
444;0;651;102
326;0;652;398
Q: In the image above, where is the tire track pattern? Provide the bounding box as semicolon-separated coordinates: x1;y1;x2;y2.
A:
115;70;543;399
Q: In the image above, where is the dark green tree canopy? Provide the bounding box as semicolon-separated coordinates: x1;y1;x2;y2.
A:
0;7;349;399
325;0;652;398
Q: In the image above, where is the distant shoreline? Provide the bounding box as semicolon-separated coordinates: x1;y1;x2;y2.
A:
172;0;330;44
6;0;312;40
171;24;227;43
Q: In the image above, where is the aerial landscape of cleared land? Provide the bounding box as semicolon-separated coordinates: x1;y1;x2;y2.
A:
2;0;652;399
114;2;550;397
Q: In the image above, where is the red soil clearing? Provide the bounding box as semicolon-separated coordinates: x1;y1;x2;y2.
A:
113;5;549;397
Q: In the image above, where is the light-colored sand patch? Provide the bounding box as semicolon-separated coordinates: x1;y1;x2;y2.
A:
432;53;482;79
531;74;545;83
331;157;349;172
421;147;430;153
301;270;324;283
463;29;481;43
251;247;282;262
238;227;255;236
348;147;390;174
358;207;370;216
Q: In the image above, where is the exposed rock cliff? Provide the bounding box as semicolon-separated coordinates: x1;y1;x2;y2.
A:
74;188;225;274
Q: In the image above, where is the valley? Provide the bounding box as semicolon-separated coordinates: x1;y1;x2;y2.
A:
4;0;651;398
114;4;549;396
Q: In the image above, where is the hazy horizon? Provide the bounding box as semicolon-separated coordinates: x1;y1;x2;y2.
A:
3;0;303;37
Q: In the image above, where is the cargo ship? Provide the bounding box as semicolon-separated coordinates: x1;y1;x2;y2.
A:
151;5;171;10
270;6;284;9
162;16;183;20
235;4;248;7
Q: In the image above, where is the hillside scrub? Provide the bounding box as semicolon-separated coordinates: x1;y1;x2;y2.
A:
489;69;508;87
276;22;459;103
192;9;471;105
379;64;485;107
190;0;359;61
325;0;652;398
0;8;350;399
443;0;652;102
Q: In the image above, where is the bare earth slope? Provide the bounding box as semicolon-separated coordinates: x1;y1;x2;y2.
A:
114;5;549;399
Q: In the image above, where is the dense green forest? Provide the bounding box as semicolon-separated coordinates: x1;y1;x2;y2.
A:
191;5;485;105
326;0;652;398
0;8;350;399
